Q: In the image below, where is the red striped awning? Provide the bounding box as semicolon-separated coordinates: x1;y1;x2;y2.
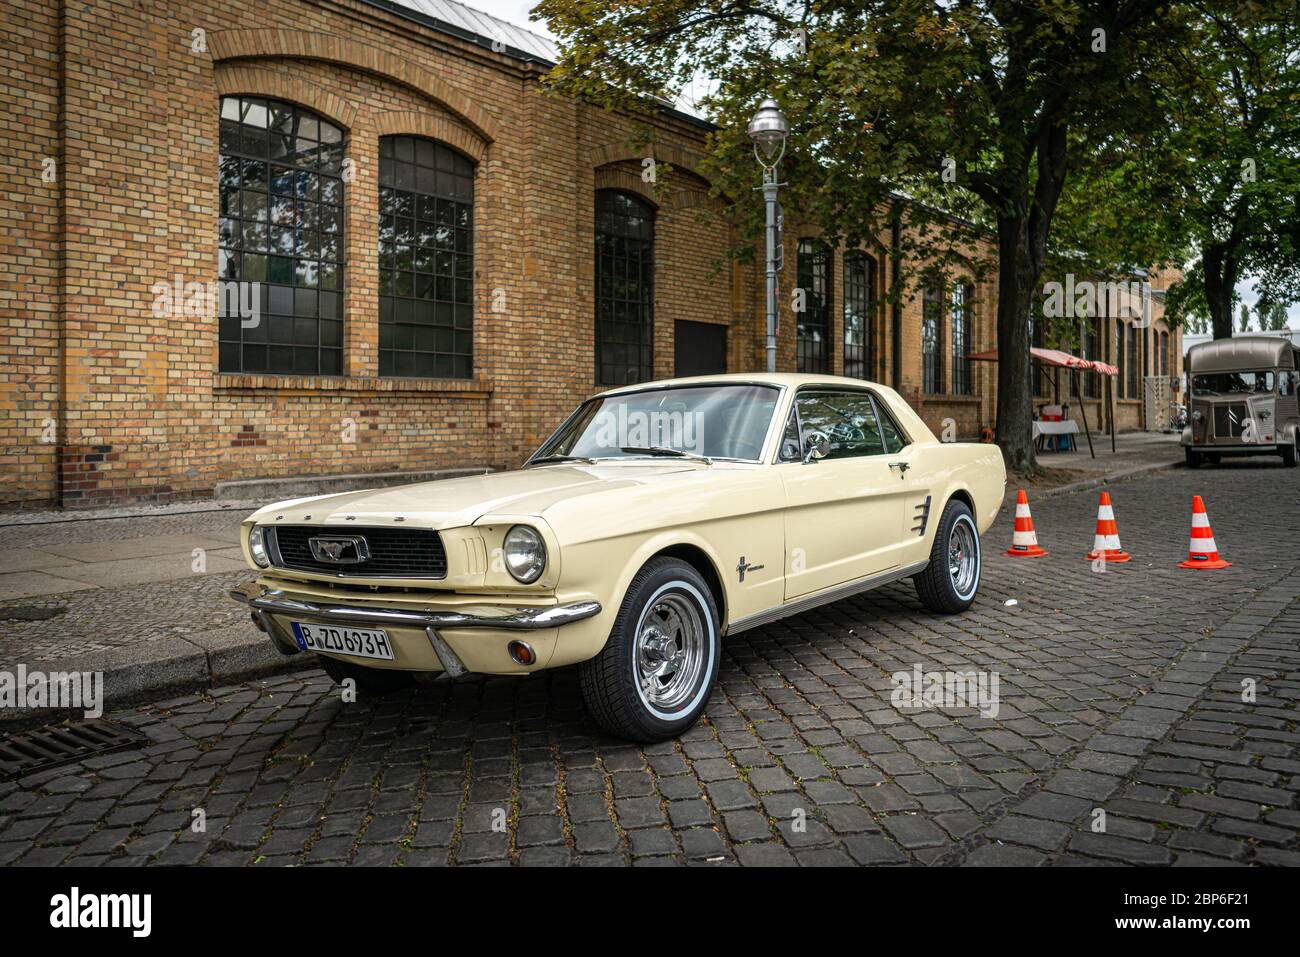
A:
966;346;1118;376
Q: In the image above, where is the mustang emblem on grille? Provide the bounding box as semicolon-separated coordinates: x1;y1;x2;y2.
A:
308;535;371;564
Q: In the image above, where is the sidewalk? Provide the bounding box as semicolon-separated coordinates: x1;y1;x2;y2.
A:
1003;430;1185;505
0;435;1188;726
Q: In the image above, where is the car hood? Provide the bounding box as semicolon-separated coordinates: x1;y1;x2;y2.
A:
249;462;706;529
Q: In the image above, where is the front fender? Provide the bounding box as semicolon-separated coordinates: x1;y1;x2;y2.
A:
547;528;734;668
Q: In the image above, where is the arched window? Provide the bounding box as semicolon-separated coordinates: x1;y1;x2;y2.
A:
218;96;345;375
796;239;832;373
843;252;874;380
595;190;654;386
379;135;475;378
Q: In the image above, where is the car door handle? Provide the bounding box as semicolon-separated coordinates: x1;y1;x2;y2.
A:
888;461;910;473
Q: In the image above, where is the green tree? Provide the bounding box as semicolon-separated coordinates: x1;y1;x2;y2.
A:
1147;3;1300;340
535;0;1187;470
1256;297;1291;330
1238;303;1252;332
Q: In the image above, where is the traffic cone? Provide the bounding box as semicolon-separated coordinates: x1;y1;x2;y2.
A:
1178;496;1231;569
1084;491;1131;563
1006;489;1047;557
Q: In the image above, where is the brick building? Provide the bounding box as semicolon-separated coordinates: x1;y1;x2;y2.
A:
0;0;1180;507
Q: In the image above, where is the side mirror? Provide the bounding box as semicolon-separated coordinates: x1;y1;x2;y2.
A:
802;431;831;464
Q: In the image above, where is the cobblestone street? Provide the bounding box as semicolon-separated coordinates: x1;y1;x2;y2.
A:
1;462;1297;867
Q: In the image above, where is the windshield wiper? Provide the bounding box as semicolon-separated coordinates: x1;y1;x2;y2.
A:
619;446;713;465
526;454;597;466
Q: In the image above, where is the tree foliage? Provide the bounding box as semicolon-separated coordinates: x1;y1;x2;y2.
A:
1128;1;1300;339
533;0;1264;468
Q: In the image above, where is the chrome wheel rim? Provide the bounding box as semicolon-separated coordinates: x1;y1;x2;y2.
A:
635;590;706;711
948;516;979;599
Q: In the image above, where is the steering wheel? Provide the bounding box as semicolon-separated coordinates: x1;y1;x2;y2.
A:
730;438;763;460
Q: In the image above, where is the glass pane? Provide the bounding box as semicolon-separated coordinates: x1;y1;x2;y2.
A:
377;135;475;378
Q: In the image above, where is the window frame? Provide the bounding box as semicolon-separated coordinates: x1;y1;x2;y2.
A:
922;286;944;394
843;251;874;380
950;280;973;395
796;238;833;374
594;189;656;387
218;95;346;377
377;133;476;379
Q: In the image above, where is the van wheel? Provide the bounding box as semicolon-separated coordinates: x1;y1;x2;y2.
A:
320;657;413;694
1283;436;1298;468
914;499;981;614
1185;447;1202;468
579;557;720;743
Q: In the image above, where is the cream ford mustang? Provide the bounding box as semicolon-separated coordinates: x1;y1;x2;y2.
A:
230;374;1006;741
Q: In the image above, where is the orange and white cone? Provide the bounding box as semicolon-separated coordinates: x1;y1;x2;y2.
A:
1084;490;1131;563
1006;489;1047;557
1178;495;1231;569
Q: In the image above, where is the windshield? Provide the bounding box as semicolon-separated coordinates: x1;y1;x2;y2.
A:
1191;370;1275;396
532;384;780;463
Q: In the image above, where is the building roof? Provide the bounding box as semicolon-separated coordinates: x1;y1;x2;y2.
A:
360;0;713;126
363;0;561;65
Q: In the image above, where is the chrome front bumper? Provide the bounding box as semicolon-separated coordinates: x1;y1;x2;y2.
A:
228;581;602;677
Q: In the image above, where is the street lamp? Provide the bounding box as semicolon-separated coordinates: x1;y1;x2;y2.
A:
748;98;789;374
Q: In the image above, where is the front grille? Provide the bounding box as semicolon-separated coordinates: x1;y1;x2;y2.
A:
1212;403;1248;440
271;525;448;578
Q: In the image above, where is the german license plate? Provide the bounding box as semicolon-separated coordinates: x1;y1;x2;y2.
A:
290;621;395;661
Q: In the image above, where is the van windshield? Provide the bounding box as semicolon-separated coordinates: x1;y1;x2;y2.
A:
1191;370;1275;396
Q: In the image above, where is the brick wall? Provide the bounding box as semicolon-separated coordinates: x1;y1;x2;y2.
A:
0;0;1172;507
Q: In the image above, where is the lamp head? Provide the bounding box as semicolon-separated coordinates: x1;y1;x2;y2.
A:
747;98;789;164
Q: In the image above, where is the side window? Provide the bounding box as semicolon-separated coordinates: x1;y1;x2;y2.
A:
873;396;908;453
778;408;802;462
794;391;886;459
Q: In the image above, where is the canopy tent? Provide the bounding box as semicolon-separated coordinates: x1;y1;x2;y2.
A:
966;347;1119;457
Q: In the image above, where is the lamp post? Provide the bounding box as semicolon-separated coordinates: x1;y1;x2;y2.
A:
748;98;789;374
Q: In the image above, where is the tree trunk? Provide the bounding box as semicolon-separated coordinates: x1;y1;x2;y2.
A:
1202;243;1236;340
994;213;1039;473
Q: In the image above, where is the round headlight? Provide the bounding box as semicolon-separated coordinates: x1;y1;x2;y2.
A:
248;525;270;568
503;525;546;583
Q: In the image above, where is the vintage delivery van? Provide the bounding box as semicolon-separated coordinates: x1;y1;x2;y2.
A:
1182;335;1300;467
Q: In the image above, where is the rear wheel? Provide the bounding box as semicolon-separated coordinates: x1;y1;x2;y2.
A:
914;499;982;614
1283;435;1298;468
579;557;720;742
320;656;413;694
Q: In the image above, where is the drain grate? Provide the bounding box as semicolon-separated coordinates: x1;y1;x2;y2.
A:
0;605;66;622
0;718;145;780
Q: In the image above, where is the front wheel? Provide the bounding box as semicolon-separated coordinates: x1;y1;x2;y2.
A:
914;499;982;614
579;557;720;742
1282;435;1297;468
1185;446;1202;468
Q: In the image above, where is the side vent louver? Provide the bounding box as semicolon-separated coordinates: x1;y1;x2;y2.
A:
912;496;932;536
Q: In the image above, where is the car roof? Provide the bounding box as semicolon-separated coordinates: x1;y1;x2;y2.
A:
596;372;887;397
1188;336;1296;373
